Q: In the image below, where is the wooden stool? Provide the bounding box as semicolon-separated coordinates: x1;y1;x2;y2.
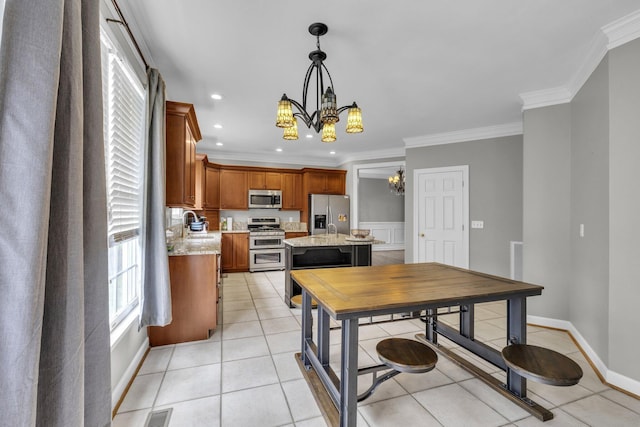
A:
377;338;438;374
290;294;317;308
501;344;583;386
358;338;438;401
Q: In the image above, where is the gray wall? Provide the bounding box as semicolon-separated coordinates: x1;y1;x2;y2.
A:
523;38;640;382
406;135;523;278
522;104;572;319
570;56;610;362
358;178;404;222
608;39;640;380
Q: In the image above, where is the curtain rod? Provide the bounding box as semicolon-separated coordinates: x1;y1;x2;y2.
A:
107;0;149;70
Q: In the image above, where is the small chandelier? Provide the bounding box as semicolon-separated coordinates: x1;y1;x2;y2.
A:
388;169;405;196
275;23;363;143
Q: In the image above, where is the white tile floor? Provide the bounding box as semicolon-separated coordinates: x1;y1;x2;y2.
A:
114;270;640;427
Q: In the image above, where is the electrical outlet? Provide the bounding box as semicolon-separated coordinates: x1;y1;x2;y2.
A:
471;220;484;229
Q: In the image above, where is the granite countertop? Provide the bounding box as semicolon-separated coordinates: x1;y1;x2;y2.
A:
168;231;221;256
284;233;384;247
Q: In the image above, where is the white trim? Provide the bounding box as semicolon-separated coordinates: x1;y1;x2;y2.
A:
351;161;406;231
521;9;640;111
603;9;640;50
403;123;522;148
111;336;149;410
527;315;640;397
358;221;405;251
510;241;523;281
412;165;469;268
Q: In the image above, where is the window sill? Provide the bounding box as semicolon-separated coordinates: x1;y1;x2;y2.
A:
110;309;140;350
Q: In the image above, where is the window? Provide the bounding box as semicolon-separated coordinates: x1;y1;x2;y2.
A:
100;29;146;329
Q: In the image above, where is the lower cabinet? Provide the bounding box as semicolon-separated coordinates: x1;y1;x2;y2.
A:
221;232;249;273
148;254;219;346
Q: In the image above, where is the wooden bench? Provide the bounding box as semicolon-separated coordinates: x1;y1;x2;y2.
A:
501;344;583;386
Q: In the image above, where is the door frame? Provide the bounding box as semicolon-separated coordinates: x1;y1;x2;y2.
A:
351;160;405;230
412;165;469;267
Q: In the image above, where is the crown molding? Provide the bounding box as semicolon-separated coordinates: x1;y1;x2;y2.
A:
198;148;338;168
603;9;640;50
520;9;640;111
403;122;522;148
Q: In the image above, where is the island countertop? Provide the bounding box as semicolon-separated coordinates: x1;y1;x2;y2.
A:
284;233;384;247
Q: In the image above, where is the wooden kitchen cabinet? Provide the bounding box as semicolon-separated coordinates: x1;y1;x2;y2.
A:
166;101;202;207
281;172;303;210
285;231;308;239
302;169;346;195
148;254;219;346
219;169;248;209
221;232;249;273
204;164;220;209
202;209;220;231
193;153;207;210
249;171;281;190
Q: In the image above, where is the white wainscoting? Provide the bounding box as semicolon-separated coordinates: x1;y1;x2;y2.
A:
358;221;405;251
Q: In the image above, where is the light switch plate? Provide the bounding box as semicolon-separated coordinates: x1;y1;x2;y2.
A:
471;220;484;229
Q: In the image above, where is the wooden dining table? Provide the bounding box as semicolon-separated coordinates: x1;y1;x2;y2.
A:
291;262;547;427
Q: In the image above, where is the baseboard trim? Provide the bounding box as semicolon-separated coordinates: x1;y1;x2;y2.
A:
111;337;150;415
527;315;640;398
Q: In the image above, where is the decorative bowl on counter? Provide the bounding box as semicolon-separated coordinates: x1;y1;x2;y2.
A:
350;229;370;239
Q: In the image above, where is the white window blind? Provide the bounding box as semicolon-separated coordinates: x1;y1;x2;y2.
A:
102;34;145;245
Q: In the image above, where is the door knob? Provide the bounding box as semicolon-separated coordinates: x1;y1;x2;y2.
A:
420;233;425;237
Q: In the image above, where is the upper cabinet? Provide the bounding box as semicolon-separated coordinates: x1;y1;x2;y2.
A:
248;171;281;190
204;164;220;209
281;172;303;210
219;169;248;209
193;153;207;210
166;101;202;207
302;169;346;195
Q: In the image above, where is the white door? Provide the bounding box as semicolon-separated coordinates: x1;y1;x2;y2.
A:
414;166;468;267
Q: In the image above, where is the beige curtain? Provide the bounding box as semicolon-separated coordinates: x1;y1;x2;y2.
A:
0;0;111;425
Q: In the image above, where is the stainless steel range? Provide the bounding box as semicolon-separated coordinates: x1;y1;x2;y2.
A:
248;217;285;272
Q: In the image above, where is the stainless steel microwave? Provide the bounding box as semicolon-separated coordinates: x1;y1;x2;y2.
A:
248;189;282;209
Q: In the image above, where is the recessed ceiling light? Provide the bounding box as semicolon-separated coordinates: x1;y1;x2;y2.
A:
276;148;283;152
306;134;313;139
329;151;336;155
216;142;223;146
210;93;223;100
214;123;223;129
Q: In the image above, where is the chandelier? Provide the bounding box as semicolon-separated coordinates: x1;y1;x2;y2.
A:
388;169;405;196
275;23;363;143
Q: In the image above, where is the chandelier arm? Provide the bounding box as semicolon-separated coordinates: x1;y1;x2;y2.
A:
288;98;320;131
301;62;316;112
336;105;355;114
320;63;335;94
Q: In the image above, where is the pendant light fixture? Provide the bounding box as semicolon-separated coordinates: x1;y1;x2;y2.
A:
275;23;363;142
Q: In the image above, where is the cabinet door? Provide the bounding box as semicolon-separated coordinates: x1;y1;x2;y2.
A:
306;172;327;194
220;169;248;209
221;234;234;271
165;114;186;206
265;172;281;190
248;171;265;190
203;209;220;231
325;172;345;194
204;166;220;209
194;154;206;210
281;173;302;210
183;126;196;206
234;233;250;270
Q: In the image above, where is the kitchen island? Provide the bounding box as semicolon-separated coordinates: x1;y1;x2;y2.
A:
283;233;383;307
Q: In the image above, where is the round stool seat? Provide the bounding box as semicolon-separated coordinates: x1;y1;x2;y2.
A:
290;294;317;308
376;338;438;374
502;344;583;386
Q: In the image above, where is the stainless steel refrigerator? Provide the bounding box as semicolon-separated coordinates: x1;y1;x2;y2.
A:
308;194;351;235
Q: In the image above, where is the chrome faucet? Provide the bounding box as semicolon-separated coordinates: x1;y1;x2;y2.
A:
326;223;338;236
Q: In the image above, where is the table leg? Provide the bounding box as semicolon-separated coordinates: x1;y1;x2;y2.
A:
507;297;527;397
301;289;313;368
426;308;438;344
340;318;359;427
460;304;475;339
318;306;330;368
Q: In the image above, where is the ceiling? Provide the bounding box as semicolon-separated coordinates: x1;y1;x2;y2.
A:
117;1;640;167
